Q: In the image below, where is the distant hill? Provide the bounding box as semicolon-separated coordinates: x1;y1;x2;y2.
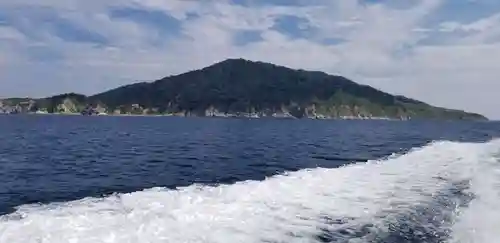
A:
0;59;488;120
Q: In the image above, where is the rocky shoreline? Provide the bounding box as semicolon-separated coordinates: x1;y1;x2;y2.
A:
0;109;407;121
0;97;410;120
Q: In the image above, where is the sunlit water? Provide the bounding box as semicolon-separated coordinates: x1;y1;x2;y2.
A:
0;115;499;243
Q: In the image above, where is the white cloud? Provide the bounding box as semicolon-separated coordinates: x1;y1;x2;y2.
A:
0;0;499;118
0;26;25;41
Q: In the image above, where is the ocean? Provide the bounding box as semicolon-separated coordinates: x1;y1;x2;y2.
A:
0;115;499;243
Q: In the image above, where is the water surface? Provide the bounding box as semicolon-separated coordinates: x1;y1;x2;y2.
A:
0;115;499;242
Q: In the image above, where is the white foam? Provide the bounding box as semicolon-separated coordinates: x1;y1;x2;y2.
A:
447;141;500;243
0;139;499;243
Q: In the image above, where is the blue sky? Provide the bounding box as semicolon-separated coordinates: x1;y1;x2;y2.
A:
0;0;499;118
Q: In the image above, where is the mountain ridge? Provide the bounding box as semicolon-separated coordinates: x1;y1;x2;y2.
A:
0;58;488;120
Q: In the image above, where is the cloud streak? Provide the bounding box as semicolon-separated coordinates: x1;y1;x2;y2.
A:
0;0;498;118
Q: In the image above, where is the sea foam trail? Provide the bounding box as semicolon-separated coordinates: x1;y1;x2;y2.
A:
447;141;500;243
0;139;499;243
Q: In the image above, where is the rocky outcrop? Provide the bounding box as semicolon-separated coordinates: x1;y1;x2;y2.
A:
0;99;36;114
56;98;79;113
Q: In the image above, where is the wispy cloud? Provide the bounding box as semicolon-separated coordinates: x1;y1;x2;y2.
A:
0;0;499;118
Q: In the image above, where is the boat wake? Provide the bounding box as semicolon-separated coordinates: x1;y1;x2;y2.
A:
1;139;499;243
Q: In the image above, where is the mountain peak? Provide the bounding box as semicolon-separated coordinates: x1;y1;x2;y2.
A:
201;58;299;75
210;58;262;67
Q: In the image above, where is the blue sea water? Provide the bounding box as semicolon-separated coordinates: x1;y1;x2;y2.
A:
0;115;499;242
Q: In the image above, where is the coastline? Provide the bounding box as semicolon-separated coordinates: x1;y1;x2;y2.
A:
1;112;416;121
1;109;488;121
0;113;490;121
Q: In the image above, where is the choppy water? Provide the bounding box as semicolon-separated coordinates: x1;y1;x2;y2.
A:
0;115;499;243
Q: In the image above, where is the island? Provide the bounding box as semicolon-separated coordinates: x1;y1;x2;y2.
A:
0;58;488;120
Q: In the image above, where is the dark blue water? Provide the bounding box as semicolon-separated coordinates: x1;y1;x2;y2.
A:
0;115;499;242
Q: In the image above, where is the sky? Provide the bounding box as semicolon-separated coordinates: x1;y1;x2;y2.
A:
0;0;499;119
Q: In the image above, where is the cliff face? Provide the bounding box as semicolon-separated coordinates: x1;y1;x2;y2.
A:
56;98;78;113
0;59;488;120
0;99;37;114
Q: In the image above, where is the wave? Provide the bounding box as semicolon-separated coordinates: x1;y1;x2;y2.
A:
0;139;499;243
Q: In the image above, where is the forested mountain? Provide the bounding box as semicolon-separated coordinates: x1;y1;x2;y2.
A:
0;59;487;120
